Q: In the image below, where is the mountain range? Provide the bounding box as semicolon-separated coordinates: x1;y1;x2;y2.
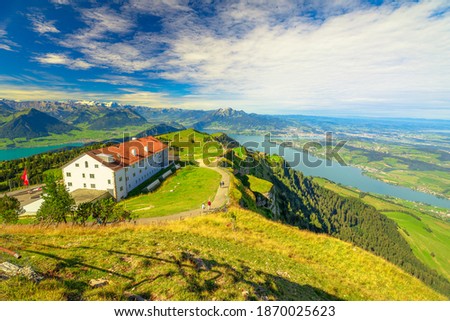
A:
0;99;293;140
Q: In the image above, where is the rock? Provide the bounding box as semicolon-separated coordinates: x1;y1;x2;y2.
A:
0;262;43;282
89;278;109;288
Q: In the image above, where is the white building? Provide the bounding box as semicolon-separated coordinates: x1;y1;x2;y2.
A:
62;136;169;200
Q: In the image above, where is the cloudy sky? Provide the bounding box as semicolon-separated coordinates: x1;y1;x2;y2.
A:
0;0;449;118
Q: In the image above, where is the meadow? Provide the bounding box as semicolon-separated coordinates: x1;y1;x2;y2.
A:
0;208;444;301
123;166;221;218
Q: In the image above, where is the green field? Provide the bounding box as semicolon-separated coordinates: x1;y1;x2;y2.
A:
383;211;450;280
246;175;273;194
0;208;443;300
157;129;225;161
314;177;450;280
123;166;221;218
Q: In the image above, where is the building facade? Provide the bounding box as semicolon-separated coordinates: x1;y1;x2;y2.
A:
62;136;169;200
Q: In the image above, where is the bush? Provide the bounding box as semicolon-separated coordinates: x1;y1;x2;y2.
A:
73;198;134;225
0;195;22;224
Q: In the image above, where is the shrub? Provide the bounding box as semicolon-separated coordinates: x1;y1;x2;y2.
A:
0;194;22;224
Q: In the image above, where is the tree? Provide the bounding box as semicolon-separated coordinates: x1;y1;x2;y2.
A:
86;198;134;225
0;194;22;223
36;173;74;224
73;202;94;226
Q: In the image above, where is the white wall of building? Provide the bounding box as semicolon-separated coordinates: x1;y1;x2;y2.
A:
63;154;115;196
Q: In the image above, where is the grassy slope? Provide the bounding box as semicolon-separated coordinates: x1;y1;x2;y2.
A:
157;129;224;161
123;166;221;218
246;175;273;194
0;208;443;301
314;177;450;280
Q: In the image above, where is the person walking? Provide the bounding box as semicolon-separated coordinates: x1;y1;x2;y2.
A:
207;200;211;210
201;203;205;212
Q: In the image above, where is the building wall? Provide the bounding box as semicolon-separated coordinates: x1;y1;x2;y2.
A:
62;154;115;195
118;149;168;199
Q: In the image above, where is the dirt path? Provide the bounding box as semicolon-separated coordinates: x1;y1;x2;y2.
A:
136;160;230;225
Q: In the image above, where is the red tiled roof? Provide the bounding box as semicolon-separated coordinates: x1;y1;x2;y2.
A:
86;136;167;171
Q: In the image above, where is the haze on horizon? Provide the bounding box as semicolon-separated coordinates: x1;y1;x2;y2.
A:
0;0;449;119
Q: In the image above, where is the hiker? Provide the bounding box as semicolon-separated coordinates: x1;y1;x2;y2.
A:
207;200;211;210
201;203;205;212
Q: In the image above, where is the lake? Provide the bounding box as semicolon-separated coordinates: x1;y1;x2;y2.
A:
0;143;84;161
230;134;450;209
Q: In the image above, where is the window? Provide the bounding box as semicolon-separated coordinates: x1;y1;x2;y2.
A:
82;173;85;178
119;186;123;191
91;184;96;188
66;172;71;177
94;164;99;168
85;161;89;168
108;179;111;185
67;182;72;187
75;163;79;167
90;174;95;179
133;173;136;177
119;177;123;182
83;183;86;188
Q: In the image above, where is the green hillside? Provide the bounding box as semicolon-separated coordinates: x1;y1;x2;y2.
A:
314;177;450;280
0;209;444;301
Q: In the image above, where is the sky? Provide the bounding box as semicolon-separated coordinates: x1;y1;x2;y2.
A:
0;0;449;119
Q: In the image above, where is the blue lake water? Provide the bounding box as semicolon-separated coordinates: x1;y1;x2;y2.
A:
0;143;84;161
230;134;450;209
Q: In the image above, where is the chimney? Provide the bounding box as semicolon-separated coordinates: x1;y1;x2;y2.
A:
131;137;137;141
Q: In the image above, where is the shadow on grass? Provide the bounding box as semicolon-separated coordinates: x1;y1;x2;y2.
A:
76;246;343;301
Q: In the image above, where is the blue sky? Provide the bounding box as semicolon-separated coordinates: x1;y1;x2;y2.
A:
0;0;449;118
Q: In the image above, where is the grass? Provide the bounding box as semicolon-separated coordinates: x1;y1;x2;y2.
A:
383;211;450;280
314;177;450;280
157;129;225;161
0;208;444;301
123;166;221;218
246;175;273;194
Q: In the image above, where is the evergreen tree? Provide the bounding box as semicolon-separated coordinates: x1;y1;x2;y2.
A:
0;194;22;223
36;173;74;224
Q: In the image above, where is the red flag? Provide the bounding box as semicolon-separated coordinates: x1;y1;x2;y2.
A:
21;168;29;186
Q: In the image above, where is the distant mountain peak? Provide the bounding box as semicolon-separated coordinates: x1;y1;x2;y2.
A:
212;107;246;117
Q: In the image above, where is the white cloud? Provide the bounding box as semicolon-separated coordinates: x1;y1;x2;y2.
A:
154;0;450;113
35;53;93;70
16;0;450;116
28;13;60;34
50;0;70;4
0;27;18;51
78;75;145;86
